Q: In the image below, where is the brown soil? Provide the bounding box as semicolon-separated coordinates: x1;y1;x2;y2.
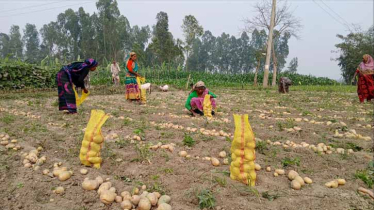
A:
0;88;373;210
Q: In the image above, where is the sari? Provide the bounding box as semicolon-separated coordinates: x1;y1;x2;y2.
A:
356;54;374;103
56;58;98;113
185;89;217;112
125;59;140;100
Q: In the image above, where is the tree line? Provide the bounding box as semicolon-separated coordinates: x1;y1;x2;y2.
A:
0;0;299;76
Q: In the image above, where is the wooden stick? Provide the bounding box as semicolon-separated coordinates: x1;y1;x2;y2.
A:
186;74;191;90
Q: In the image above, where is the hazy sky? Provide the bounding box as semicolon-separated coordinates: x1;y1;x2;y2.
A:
0;0;373;80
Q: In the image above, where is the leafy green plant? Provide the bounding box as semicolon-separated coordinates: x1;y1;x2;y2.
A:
262;191;280;201
135;143;152;163
281;157;300;167
213;176;227;187
183;133;196;147
256;141;268;155
197;189;215;209
355;169;374;188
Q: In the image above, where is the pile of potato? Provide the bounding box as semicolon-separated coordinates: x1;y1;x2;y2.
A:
325;179;346;188
42;163;73;181
149;121;233;138
356;123;372;129
157;113;230;124
0;133;22;151
21;147;46;170
334;129;372;141
150;142;175;152
106;133;119;140
266;140;354;155
0;107;40;119
284;126;302;133
82;177;172;210
288;170;313;190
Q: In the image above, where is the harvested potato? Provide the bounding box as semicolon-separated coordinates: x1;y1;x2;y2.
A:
58;171;72;181
337;179;346;185
288;170;299;180
273;172;278;177
43;169;50;175
82;179;99;190
95;176;104;185
304;177;313;184
138;198;151;210
179;151;187;157
219;151;227;158
291;180;301;190
275;169;285;175
266;166;271;172
120;199;132;209
254;163;261;171
158;195;171;205
154;192;161;199
121;191;132;200
54;186;65;194
131;195;141;205
133;187;139;195
80;169;88;175
98;182;112;195
146;193;158;206
157;203;172;210
211;158;220;166
53;167;67;177
115;196;122;203
223;158;229;165
100;190;116;204
142;185;147;190
325;180;339;188
294;176;305;186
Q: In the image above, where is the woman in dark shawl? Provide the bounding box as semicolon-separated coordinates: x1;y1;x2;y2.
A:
56;58;98;114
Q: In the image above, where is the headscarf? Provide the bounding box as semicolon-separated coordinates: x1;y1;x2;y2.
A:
69;58;98;73
190;81;206;93
359;54;374;71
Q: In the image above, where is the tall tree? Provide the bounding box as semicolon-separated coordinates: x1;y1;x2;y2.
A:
149;11;183;66
286;57;298;73
334;26;373;83
96;0;121;62
23;23;40;63
8;25;23;59
0;33;10;58
250;29;268;86
244;0;302;86
181;15;203;71
40;22;59;58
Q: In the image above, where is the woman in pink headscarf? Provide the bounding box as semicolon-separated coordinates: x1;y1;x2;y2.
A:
352;54;374;103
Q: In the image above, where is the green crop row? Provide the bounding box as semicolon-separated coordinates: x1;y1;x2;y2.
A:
0;59;340;89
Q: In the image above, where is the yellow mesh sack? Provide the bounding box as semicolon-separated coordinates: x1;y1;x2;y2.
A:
136;77;147;104
73;86;89;107
79;110;109;169
230;114;256;186
203;94;212;118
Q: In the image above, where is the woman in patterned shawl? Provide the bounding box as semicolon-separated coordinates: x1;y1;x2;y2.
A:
56;58;98;114
125;52;143;102
352;54;374;103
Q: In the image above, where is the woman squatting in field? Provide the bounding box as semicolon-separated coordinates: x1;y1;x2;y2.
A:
185;81;217;117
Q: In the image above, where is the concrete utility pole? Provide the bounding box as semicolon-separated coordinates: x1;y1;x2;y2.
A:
263;0;276;87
